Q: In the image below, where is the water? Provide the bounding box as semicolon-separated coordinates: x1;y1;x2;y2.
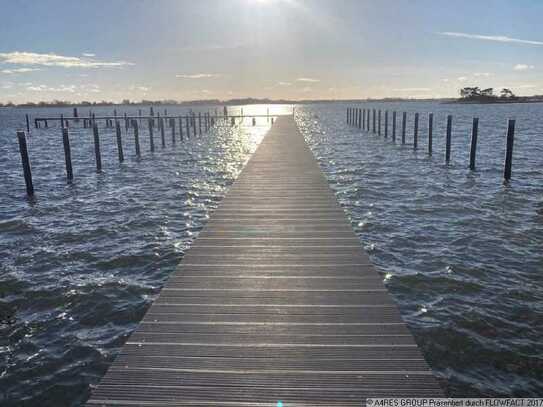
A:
0;102;542;405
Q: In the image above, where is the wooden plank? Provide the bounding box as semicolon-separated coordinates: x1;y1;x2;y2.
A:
86;117;442;406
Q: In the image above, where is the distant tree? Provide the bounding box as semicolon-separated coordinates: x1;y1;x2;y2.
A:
460;87;481;98
500;88;515;98
481;88;494;97
122;99;131;105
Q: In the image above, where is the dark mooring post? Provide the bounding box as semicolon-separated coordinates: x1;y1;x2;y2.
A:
469;117;479;170
92;123;102;172
25;114;31;133
185;116;190;139
504;119;515;180
445;115;452;163
115;121;124;163
179;117;184;141
192;114;197;138
372;109;376;133
413;113;419;149
133;120;141;157
384;111;388;138
392;111;397;142
62;127;73;182
60;114;65;129
198;113;202;135
401;112;407;144
16;131;34;196
428;113;433;155
346;108;349;124
358;109;362;129
148;118;156;151
362;109;365;130
170;118;176;145
366;109;370;131
378;110;381;136
159;117;165;148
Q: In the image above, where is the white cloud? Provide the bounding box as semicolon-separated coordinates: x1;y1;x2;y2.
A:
392;87;432;92
457;76;468;82
441;78;450;82
82;53;95;57
296;77;320;83
438;32;543;46
0;51;133;68
1;68;40;74
474;72;492;77
513;64;535;71
277;81;292;86
26;84;77;92
129;85;150;92
176;73;222;79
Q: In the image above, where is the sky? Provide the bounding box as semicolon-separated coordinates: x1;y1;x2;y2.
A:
0;0;542;103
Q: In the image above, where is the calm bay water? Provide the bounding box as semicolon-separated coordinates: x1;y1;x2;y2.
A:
0;102;542;405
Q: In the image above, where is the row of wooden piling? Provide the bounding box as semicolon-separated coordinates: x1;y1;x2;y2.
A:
346;107;516;180
16;114;216;196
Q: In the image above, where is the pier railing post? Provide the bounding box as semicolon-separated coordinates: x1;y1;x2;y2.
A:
115;121;124;163
62;127;73;182
16;131;34;196
445;115;452;163
469;118;479;170
401;112;406;144
414;113;419;149
504;119;515;180
428;113;433;155
92;123;102;172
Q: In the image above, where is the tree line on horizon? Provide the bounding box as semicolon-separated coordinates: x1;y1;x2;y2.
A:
459;86;517;100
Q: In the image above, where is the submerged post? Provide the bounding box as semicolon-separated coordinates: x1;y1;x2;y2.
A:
62;127;73;182
445;115;452;163
401;112;406;144
504;119;515;180
392;111;397;142
413;113;419;149
115;121;124;163
92;123;102;172
16;131;34;196
469;118;479;170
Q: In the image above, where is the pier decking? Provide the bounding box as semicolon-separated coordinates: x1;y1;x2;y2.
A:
87;117;443;406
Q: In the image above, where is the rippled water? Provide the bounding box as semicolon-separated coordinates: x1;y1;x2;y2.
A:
1;102;542;405
0;104;275;406
296;101;543;397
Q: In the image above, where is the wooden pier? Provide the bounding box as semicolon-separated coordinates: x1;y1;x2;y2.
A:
86;117;442;406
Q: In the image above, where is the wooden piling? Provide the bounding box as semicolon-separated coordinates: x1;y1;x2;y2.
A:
92;123;102;172
16;131;34;196
392;111;396;142
445;115;452;163
428;113;433;155
362;109;365;130
413;113;419;149
62;127;73;182
401;112;406;144
192;114;197;138
469;118;479;170
179;117;184;141
25;114;30;133
115;121;124;163
384;111;388;138
378;110;381;136
60;114;65;129
186;116;190;138
372;109;376;133
148;118;155;151
358;109;362;129
504;119;515;180
133;120;141;157
159;117;165;148
170;118;176;145
198;113;202;135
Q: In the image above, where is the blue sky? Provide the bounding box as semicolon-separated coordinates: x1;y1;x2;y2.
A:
0;0;542;102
